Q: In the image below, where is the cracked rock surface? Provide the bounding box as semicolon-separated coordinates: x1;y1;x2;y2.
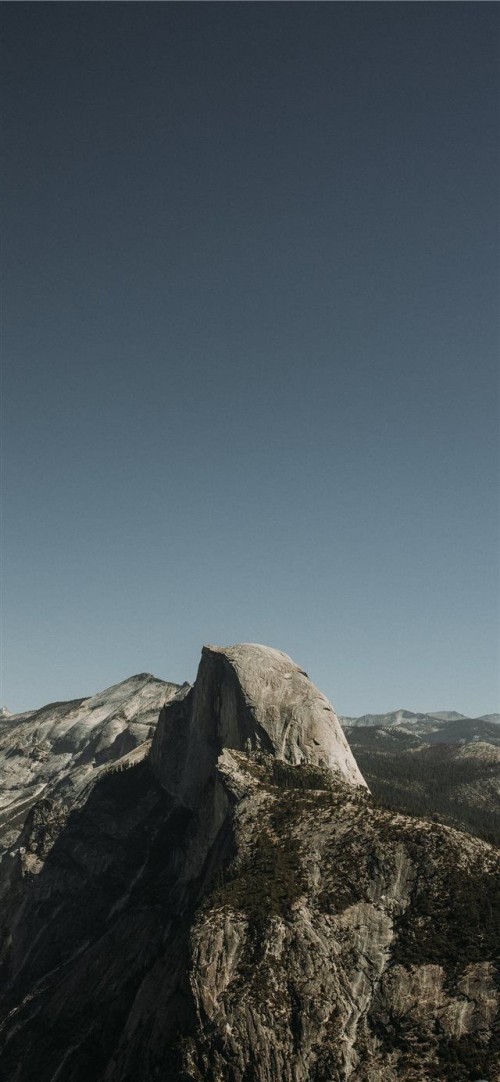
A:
0;645;498;1081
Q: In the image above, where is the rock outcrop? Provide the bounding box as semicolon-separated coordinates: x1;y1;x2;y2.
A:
0;673;181;851
0;645;498;1082
150;643;366;806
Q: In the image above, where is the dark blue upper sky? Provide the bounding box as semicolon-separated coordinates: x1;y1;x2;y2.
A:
2;3;499;715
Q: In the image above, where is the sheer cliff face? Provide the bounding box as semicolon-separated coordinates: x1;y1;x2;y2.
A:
150;643;366;806
0;646;498;1082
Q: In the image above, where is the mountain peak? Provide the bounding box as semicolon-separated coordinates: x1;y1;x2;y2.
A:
150;642;367;805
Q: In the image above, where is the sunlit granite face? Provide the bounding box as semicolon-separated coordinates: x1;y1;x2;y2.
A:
150;643;367;806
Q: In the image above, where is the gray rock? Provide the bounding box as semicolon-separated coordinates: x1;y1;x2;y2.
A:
0;645;498;1082
0;673;181;851
150;643;366;806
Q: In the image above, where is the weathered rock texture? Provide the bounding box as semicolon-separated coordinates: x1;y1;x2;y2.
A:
0;645;498;1082
150;644;366;806
0;674;181;850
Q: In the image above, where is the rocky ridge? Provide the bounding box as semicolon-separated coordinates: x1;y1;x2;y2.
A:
0;644;498;1081
0;673;182;850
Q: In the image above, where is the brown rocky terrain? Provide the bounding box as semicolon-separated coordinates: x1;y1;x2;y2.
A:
0;644;498;1081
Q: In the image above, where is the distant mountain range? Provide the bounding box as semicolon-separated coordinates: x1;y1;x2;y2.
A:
339;708;500;730
342;707;500;846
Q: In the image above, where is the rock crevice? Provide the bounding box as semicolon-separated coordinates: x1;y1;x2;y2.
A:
0;644;498;1082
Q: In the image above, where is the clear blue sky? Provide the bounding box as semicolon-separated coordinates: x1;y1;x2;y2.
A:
2;3;499;717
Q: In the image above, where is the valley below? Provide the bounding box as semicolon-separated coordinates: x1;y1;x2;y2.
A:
341;710;500;847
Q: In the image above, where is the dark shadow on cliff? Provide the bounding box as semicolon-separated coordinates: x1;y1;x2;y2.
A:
0;758;237;1082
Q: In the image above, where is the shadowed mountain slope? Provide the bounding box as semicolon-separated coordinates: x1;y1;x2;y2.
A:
0;674;181;850
0;645;498;1082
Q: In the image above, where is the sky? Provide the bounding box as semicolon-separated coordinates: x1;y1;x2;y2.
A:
1;2;499;718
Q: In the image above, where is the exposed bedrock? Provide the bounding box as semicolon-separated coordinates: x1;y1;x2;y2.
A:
0;645;498;1082
150;643;367;805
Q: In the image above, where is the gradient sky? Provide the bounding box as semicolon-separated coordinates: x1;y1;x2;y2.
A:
2;3;499;717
